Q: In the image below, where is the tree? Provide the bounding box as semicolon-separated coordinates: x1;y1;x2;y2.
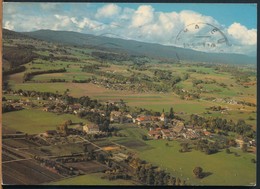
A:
193;166;203;178
169;107;174;119
180;142;189;152
251;158;256;164
142;135;148;141
97;153;105;163
146;167;155;185
225;148;231;154
64;120;72;126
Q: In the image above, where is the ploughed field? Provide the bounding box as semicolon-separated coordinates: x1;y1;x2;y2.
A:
3;160;63;185
2;138;64;184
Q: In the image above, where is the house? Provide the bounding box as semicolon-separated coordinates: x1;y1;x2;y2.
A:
172;124;185;136
161;129;173;140
148;129;162;139
249;140;256;147
124;114;133;123
151;116;160;122
83;124;99;134
203;131;212;136
126;114;132;119
71;103;82;110
135;116;153;125
183;129;200;139
235;138;245;148
43;107;53;112
110;111;122;123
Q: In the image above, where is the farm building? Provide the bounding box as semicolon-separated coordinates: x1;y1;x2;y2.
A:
83;124;99;134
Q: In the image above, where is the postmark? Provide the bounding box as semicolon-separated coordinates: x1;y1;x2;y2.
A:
175;22;231;53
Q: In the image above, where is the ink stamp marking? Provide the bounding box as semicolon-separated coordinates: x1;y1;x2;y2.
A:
175;22;231;53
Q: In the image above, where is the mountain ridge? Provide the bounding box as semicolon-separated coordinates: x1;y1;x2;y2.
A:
3;29;256;65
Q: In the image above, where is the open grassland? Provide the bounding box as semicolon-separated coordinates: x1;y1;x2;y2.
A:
138;140;256;186
50;173;138;185
2;109;88;134
110;125;256;186
33;72;94;82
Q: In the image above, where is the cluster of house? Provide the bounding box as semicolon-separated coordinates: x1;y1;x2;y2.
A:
4;98;35;110
43;99;127;116
110;111;208;140
44;123;100;138
110;111;133;123
147;121;202;140
43;102;85;114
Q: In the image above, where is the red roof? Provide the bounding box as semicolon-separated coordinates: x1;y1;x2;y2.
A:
148;130;161;135
137;116;151;122
204;131;211;136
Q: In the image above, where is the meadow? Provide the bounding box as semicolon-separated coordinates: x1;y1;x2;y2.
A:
2;109;88;134
50;173;138;185
139;140;256;186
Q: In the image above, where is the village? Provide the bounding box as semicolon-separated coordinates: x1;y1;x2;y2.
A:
3;89;256;150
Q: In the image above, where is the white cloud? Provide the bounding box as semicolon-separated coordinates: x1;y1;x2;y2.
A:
179;10;218;27
4;21;14;30
131;5;154;27
227;22;256;45
96;4;121;18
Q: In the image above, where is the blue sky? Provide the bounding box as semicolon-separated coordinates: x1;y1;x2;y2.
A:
111;3;256;29
3;3;257;56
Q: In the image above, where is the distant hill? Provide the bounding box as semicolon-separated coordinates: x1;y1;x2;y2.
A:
4;29;256;65
3;28;31;40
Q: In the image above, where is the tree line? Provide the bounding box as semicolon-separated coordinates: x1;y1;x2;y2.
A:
3;66;26;76
23;68;66;81
189;114;255;139
3;46;38;68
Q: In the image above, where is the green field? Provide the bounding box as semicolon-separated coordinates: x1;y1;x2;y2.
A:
138;140;256;186
110;125;256;186
50;173;138;185
2;109;88;134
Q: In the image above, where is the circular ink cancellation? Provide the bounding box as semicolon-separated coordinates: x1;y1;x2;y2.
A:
175;22;231;53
